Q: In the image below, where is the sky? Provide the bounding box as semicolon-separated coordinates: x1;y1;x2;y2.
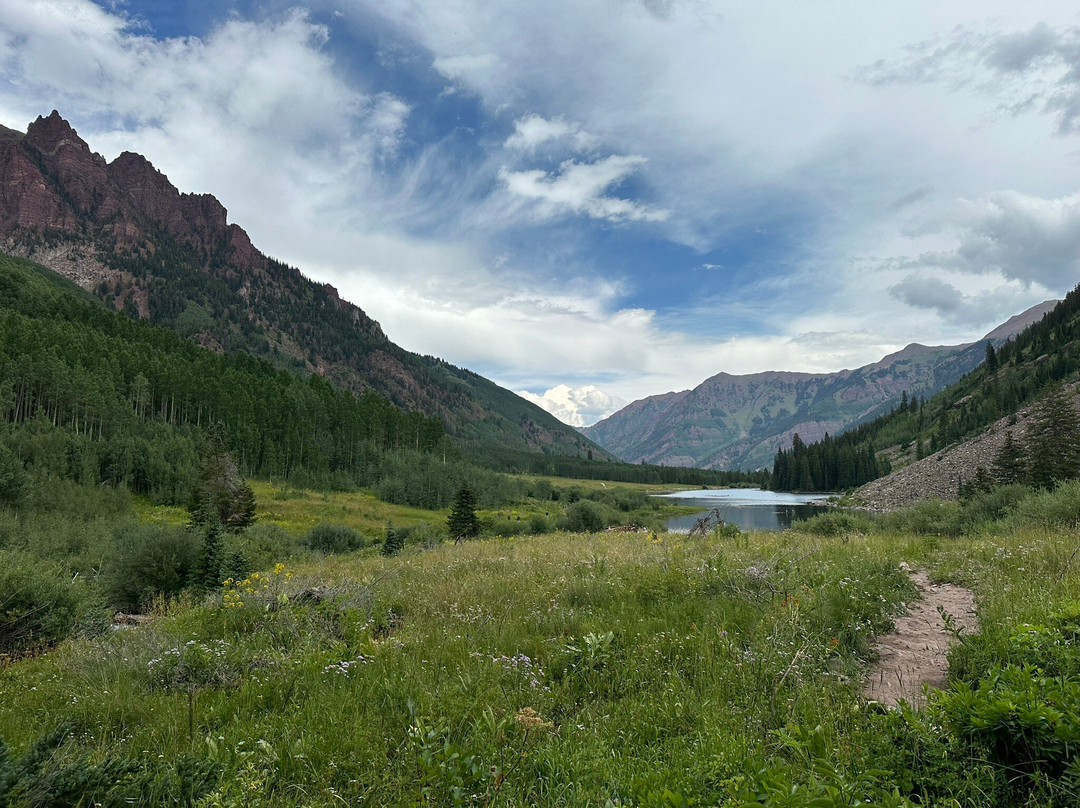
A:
2;2;1080;427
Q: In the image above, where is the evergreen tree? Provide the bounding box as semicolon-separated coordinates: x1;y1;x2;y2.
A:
447;485;480;540
985;342;999;373
382;522;404;557
991;431;1027;486
190;425;256;533
198;522;224;591
1025;387;1080;488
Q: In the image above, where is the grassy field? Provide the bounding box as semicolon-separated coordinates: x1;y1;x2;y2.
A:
134;480;449;537
131;478;704;542
4;512;1079;806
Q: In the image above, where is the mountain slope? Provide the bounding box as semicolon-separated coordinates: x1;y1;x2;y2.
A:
0;111;602;457
783;283;1080;499
584;304;1054;470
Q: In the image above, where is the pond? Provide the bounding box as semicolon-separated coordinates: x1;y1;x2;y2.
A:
657;488;833;533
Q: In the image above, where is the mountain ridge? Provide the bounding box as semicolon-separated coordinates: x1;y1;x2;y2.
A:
0;111;604;457
584;302;1055;470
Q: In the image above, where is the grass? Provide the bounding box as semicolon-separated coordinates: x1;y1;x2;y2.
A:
6;482;1080;805
133;477;705;544
0;525;931;806
133;481;449;538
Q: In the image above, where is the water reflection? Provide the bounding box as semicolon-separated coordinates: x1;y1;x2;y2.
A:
658;488;833;533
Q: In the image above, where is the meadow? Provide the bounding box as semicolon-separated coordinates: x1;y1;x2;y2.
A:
3;485;1080;806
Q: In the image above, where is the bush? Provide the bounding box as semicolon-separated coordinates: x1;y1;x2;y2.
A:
0;550;86;653
382;523;404;557
527;513;552;534
797;510;876;536
881;499;964;536
0;443;28;508
398;522;446;547
998;479;1080;531
239;522;297;570
560;500;608;532
487;518;531;538
957;484;1032;532
304;523;368;555
102;524;200;612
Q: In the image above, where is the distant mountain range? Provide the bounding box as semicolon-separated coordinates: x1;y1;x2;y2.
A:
0;111;603;457
583;301;1057;470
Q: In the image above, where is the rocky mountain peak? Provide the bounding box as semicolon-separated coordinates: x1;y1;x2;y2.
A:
25;110;91;157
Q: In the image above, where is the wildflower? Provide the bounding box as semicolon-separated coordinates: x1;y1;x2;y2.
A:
515;707;553;731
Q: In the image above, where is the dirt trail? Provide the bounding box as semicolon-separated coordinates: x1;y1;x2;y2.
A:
863;569;977;708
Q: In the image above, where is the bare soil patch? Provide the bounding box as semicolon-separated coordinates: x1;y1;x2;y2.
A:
864;569;977;708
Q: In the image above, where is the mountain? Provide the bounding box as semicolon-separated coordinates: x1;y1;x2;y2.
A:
0;111;601;457
584;303;1055;470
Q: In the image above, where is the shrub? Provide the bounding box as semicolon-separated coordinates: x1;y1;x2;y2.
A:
0;443;28;508
956;484;1032;532
488;518;531;538
0;550;86;653
560;500;608;532
398;522;446;547
103;524;200;611
239;522;296;570
797;510;875;536
998;479;1080;531
0;724;221;805
527;513;551;534
382;523;404;557
881;499;963;536
304;523;368;555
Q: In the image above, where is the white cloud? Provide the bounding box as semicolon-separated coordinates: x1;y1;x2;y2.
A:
516;384;627;427
504;113;597;152
3;0;1079;422
499;155;669;223
900;191;1080;290
858;22;1080;133
0;1;410;244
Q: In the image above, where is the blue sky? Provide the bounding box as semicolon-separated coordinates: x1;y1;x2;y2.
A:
2;1;1080;425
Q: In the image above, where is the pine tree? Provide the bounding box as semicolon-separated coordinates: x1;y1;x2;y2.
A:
190;424;256;533
991;431;1027;486
447;485;480;540
382;522;404;557
199;522;224;591
1025;387;1080;488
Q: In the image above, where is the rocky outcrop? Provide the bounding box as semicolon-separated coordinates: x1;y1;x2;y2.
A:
0;111;604;457
853;384;1080;510
0;111;259;268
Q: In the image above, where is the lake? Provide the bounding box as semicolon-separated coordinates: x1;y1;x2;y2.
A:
658;488;833;533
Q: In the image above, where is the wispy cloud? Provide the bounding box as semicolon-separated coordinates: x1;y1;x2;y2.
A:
858;22;1080;134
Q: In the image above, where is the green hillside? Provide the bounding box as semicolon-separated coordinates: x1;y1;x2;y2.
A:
776;283;1080;491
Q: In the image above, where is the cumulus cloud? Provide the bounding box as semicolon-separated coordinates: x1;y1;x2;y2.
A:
858;22;1080;133
504;114;597;152
902;191;1080;290
516;384;627;427
0;0;409;240
499;155;670;223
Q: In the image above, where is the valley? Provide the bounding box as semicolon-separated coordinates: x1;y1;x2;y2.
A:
3;104;1080;808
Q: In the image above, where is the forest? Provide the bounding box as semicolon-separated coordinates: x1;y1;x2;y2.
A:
772;282;1080;492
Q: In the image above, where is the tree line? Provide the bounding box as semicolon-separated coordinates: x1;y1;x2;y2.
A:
0;255;446;505
772;283;1080;492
